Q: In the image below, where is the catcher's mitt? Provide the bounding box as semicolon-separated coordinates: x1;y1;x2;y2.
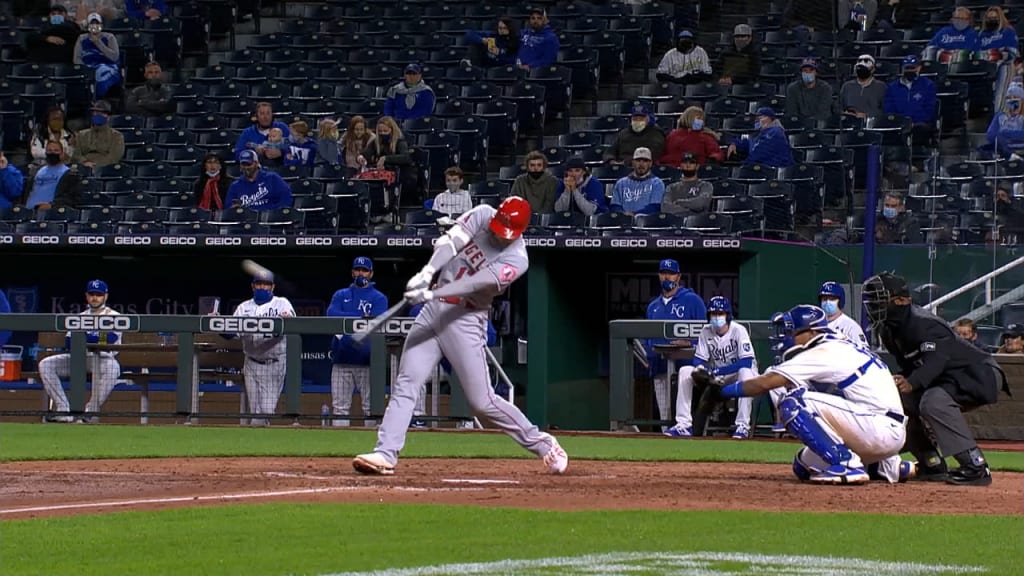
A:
691;365;718;388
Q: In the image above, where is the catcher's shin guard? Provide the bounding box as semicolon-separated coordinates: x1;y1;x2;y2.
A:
778;391;855;467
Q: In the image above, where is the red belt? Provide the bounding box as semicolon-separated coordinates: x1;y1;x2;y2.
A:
438;296;479;310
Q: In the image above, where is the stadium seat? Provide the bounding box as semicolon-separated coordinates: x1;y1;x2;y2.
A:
683;213;733;235
634;212;681;232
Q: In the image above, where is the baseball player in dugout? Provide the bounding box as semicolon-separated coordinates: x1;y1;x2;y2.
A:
818;281;866;343
226;270;295;427
40;280;121;423
353;196;569;476
863;272;1011;486
645;258;707;431
327;256;388;427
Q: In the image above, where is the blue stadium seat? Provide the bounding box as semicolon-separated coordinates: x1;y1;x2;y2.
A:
683;212;733;235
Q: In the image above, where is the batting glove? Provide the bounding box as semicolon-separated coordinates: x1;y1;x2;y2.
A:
404;288;433;305
406;265;436;292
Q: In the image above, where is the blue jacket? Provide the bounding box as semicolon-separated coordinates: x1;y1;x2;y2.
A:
736;125;795;168
0;289;10;347
234;122;292;161
125;0;168;19
284;138;318;167
464;30;519;66
610;173;665;214
884;76;937;124
517;25;559;69
383;82;436;121
928;25;980;51
410;303;497;374
986;111;1024;156
556;175;608;213
224;169;293;210
644;288;707;375
328;283;388;366
0;164;24;210
980;28;1020;53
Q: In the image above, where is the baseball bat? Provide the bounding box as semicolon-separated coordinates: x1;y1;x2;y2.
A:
350;299;408;344
240;258;306;299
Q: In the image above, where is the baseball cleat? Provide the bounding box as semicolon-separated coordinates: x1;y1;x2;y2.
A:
731;426;751;439
898;460;916;482
352;452;396;475
45;414;76;423
540;434;568;474
809;465;870;485
664;425;692;438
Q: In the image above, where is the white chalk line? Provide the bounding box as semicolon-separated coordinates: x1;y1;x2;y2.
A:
440;479;520;485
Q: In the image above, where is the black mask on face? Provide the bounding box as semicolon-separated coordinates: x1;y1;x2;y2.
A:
855;65;872;80
528;171;544;180
681;168;697;178
903;71;918;82
677;41;693;52
45;153;62;165
883;301;911;328
985;19;1000;31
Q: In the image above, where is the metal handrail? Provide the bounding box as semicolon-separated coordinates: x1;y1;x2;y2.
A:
924;254;1024;311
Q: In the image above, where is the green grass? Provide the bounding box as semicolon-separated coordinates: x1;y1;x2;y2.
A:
3;504;1022;576
2;423;1024;471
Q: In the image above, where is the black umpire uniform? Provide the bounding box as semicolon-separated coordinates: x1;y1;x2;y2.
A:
864;272;1009;486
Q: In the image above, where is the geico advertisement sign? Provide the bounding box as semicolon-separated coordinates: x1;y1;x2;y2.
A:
57;315;140;332
662;322;705;339
342;317;416;335
201;316;283;335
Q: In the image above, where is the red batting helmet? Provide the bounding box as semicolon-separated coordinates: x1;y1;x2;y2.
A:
489;196;531;240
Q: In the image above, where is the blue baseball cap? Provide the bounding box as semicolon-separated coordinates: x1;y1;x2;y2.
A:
755;106;777;119
251;270;275;283
239;149;258;165
352;256;373;270
902;55;920;68
677;30;694;39
630;104;648;117
659;259;680;273
86;279;108;294
404;63;422;74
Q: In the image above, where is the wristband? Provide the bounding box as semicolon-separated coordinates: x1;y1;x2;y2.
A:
721;382;745;398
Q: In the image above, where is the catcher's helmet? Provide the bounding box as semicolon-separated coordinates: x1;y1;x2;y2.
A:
788;304;829;335
489;195;531;240
707;296;733;322
818;281;845;309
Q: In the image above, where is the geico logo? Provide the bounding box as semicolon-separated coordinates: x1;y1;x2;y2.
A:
669;322;704;339
22;235;60;244
64;315;133;330
68;236;106;245
114;236;151;245
338;237;378;246
250;237;287;246
295;237;333;246
208;317;278;332
564;238;602;248
610;238;648;248
386;237;422;247
0;235;13;244
205;237;242;246
703;238;741;249
160;236;196;245
524;238;556;247
655;238;694;248
351;318;415;334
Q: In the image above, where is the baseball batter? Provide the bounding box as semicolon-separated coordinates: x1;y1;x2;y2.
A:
667;297;755;438
230;270;295;427
818;281;866;343
353;197;569;475
40;279;121;423
717;305;910;484
327;256;387;427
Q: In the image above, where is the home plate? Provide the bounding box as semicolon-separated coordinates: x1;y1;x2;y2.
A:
440;479;520;485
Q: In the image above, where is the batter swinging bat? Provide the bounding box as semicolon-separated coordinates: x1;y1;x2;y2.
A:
350;300;408;344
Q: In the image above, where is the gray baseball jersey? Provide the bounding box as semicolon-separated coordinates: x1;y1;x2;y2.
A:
232;296;295;425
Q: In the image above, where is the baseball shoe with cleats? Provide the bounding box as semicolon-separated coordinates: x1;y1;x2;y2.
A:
809;465;870;485
731;425;751;439
540;434;568;474
45;413;75;423
664;425;692;438
352;452;396;475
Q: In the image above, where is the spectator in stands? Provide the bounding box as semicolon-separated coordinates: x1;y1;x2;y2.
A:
655;30;712;85
284;121;317;167
985;83;1024;159
30;107;75;168
511;151;559;214
658;106;724;167
979;7;1020;111
610;147;665;216
357;116;411;175
74;13;123;100
554;156;606;215
430;167;473;217
726;107;795;168
71;101;124;168
606;105;666;164
717;24;760;87
517;7;559;72
0;153;25;210
26;5;82;64
193;153;232;211
235;101;291;163
997;324;1024;353
465;17;520;68
928;7;980;62
661;152;713;217
883;56;937;146
383;64;436;122
785;58;834;122
876;0;919;29
338;116;375;177
994;184;1024;243
66;0;123;25
316;119;342;167
225;150;292;211
953;318;982;349
258;127;287;168
126;61;173;117
875;192;922;244
839;0;876;31
26;140;82;210
124;0;165;20
840;54;888;119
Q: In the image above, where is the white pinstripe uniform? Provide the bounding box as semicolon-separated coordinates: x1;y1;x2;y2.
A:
39;305;122;416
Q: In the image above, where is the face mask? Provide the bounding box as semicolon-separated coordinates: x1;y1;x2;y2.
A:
92;114;107;126
882;206;898;219
677;41;693;52
952;20;969;31
734;38;750;50
528;170;544;180
252;289;273;305
985;19;1000;31
902;71;918;82
50;14;64;24
631;121;646;132
88;24;101;34
661;280;677;292
710;316;727;329
821;300;839;316
45;153;62;165
242;165;259;178
1009;99;1021;112
691;118;704;131
855;65;872;80
380;134;391;143
146;78;162;88
753;120;762;131
446;182;461;192
681;168;697;178
353;276;369;288
206;170;220;177
801;72;815;84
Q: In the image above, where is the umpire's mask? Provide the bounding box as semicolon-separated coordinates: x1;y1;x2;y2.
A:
862;272;909;325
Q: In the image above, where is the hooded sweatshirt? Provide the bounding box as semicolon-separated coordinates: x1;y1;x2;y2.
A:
284;136;318;167
517;24;560;69
511;171;558;213
644;287;708;372
611;172;665;214
234;121;291;161
224;168;293;210
327;282;388;366
383;80;436;121
554;174;607;215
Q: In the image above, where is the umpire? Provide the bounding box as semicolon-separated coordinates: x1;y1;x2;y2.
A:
863;272;1009;486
